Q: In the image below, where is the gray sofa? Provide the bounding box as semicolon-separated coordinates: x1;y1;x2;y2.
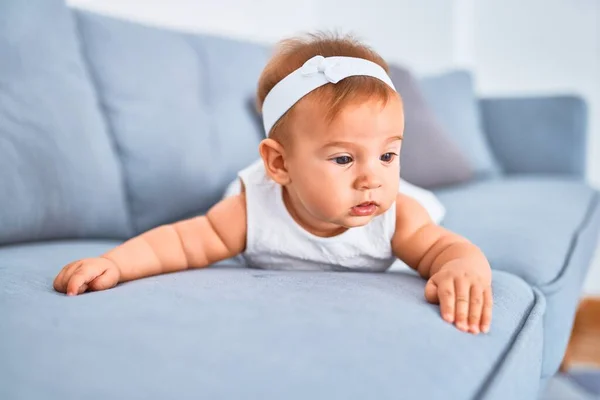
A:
1;1;599;399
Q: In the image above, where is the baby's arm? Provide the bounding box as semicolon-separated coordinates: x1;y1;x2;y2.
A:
53;193;247;296
391;193;492;334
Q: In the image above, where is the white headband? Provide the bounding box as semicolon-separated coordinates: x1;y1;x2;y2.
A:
261;55;397;136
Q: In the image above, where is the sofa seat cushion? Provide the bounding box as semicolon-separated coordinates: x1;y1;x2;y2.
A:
434;176;598;287
1;241;544;400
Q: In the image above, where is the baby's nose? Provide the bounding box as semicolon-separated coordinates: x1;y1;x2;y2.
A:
354;174;383;190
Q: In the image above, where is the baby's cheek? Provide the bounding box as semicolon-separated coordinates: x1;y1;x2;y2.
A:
309;189;346;220
310;186;343;216
382;186;398;209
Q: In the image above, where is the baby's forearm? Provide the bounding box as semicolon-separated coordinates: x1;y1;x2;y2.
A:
53;197;245;295
430;241;488;277
416;233;489;279
102;224;190;283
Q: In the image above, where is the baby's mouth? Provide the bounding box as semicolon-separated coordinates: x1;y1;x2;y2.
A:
350;201;378;216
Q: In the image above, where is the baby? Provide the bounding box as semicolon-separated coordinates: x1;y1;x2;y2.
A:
54;33;493;335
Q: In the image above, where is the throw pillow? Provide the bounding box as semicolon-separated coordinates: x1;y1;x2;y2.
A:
388;64;474;188
419;70;500;178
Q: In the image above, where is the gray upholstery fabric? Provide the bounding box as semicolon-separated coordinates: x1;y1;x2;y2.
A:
537;194;600;378
435;177;600;377
434;177;597;286
0;240;544;400
419;70;500;178
0;0;131;244
479;96;588;177
75;11;270;234
388;65;474;188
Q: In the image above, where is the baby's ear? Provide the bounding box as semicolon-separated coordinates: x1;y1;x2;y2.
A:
259;138;290;185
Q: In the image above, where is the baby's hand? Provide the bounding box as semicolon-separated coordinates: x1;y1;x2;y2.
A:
424;259;492;334
53;257;120;296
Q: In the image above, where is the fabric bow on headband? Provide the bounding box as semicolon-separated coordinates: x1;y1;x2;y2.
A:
299;55;346;84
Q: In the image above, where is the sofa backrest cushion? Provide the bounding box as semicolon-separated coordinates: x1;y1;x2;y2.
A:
75;10;270;234
0;0;132;245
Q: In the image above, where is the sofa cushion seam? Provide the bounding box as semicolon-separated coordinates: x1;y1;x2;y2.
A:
541;191;600;294
474;286;545;399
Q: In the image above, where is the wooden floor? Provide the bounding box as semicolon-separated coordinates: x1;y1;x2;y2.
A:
561;297;600;372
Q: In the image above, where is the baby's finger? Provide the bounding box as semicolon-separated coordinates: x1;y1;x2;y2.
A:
53;269;66;292
424;279;439;304
54;261;81;292
66;268;96;296
88;268;119;292
468;285;484;334
437;279;455;323
454;278;470;332
481;287;493;333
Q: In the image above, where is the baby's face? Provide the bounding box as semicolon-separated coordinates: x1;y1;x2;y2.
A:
284;95;404;233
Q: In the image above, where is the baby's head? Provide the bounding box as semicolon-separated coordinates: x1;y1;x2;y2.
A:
256;32;404;236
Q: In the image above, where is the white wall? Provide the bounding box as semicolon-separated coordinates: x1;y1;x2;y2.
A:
68;0;600;188
67;0;457;73
467;0;600;187
67;0;319;43
316;0;455;74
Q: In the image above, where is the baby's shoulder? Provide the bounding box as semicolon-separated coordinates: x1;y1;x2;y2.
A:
392;193;436;239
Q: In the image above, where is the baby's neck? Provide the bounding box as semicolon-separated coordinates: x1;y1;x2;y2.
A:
281;186;348;238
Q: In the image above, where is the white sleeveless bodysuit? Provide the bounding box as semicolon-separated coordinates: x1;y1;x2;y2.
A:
231;159;397;272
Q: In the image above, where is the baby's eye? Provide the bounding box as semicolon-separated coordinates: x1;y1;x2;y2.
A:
332;155;353;165
380;152;397;163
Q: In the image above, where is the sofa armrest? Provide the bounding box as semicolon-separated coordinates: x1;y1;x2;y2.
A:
479;95;588;177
